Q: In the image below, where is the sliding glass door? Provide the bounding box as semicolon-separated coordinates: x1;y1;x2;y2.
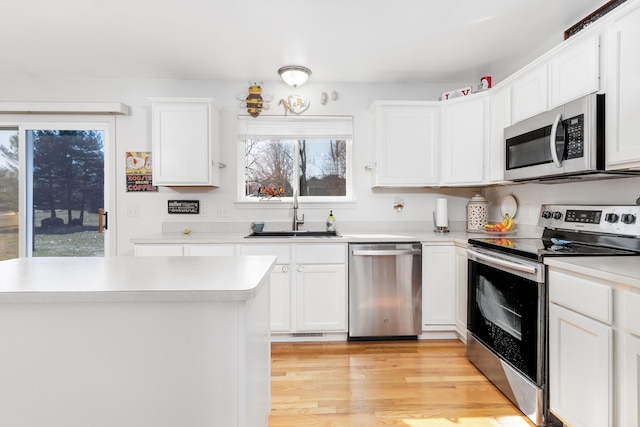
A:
0;118;114;259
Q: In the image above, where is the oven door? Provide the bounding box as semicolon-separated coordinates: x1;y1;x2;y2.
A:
467;248;546;385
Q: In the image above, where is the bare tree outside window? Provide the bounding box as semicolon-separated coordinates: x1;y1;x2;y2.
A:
245;138;348;199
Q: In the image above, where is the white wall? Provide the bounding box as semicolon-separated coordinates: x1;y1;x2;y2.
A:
485;178;640;225
1;78;482;255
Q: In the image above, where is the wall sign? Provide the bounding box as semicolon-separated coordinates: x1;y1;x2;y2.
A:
126;152;158;192
168;200;200;214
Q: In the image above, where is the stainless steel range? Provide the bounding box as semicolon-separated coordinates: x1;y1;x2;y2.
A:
466;204;640;427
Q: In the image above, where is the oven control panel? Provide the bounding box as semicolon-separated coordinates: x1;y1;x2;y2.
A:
539;204;640;236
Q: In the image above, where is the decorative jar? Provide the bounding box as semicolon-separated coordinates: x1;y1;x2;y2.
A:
467;192;488;231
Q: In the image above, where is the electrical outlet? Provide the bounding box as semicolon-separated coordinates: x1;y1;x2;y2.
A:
127;204;139;217
217;205;229;218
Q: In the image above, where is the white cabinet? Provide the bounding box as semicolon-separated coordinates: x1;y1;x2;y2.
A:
422;244;456;330
239;245;292;333
370;101;440;187
134;243;235;257
134;244;184;256
294;244;347;332
440;95;488;185
454;245;468;339
488;86;511;183
151;98;221;186
606;6;640;170
240;243;348;335
548;267;613;427
184;244;236;256
621;289;640;427
511;63;548;123
549;34;600;108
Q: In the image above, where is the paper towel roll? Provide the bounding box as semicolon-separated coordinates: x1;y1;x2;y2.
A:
435;198;448;227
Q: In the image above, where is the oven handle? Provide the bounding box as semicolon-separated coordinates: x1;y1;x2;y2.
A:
550;113;563;168
467;249;539;275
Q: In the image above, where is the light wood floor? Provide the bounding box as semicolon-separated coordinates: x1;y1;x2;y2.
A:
269;339;536;427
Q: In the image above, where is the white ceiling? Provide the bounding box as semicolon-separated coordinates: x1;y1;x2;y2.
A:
0;0;612;84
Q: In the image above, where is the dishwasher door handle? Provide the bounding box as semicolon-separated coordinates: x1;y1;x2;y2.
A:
351;249;421;256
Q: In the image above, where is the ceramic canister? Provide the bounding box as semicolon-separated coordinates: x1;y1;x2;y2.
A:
467;193;488;231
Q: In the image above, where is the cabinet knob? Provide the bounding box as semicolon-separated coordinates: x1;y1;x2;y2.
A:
282;266;289;273
297;266;304;272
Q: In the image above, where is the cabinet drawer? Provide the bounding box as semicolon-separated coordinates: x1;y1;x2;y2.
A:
296;244;346;264
239;245;291;264
549;268;612;324
184;245;236;256
623;290;640;337
134;245;184;256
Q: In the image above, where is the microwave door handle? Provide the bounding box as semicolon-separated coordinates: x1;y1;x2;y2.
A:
550;113;563;168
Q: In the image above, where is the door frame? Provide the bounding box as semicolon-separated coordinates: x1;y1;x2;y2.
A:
0;114;116;256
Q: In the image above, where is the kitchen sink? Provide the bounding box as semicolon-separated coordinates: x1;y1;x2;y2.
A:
245;230;341;238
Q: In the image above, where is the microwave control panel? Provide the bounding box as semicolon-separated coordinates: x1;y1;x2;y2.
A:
564;114;584;159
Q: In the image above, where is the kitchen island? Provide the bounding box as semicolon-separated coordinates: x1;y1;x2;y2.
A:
0;255;275;427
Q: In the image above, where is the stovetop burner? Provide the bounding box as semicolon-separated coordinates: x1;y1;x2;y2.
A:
468;204;640;261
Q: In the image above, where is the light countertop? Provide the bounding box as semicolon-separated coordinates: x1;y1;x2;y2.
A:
129;229;528;246
545;256;640;289
0;256;276;303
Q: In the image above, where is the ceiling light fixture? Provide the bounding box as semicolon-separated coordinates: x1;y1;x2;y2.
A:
278;65;311;88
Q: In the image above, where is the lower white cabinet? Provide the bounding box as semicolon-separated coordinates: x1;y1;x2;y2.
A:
621;289;640;427
134;244;236;257
239;245;293;333
240;243;348;335
548;267;614;427
549;303;612;427
454;245;468;339
422;244;456;328
296;264;347;331
294;244;347;333
134;244;184;256
422;243;469;338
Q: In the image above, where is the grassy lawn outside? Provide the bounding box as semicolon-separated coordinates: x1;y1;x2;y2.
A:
0;210;104;260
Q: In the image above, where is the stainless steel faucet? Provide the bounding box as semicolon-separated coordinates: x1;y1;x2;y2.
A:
292;190;305;231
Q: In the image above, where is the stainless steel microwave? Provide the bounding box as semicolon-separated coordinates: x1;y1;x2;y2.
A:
504;94;606;182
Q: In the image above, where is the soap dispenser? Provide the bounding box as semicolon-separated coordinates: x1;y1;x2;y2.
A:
326;210;336;232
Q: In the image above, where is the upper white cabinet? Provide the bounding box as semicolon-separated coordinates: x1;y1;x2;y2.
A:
151;98;221;186
549;35;600;108
511;63;548;123
606;5;640;170
370;102;440;187
440;95;488;185
488;86;511;183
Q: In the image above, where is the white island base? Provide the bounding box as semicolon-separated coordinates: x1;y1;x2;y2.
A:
0;256;274;427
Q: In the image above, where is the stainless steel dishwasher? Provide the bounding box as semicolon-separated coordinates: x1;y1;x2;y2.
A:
348;242;422;340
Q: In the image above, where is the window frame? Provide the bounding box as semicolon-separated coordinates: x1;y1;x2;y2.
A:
237;116;354;204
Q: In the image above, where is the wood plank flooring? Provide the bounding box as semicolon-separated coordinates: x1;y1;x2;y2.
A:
269;339;535;427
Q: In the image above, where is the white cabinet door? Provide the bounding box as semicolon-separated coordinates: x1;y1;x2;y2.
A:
422;244;456;328
549;35;599;108
488;86;511;183
606;7;640;170
269;265;292;332
370;102;440;187
295;264;347;332
511;64;548;123
549;303;612;427
240;244;292;333
134;244;184;256
440;96;488;185
454;245;468;338
184;245;236;256
151;98;220;186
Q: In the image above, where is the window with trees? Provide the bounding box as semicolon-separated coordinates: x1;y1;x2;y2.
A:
239;116;352;201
